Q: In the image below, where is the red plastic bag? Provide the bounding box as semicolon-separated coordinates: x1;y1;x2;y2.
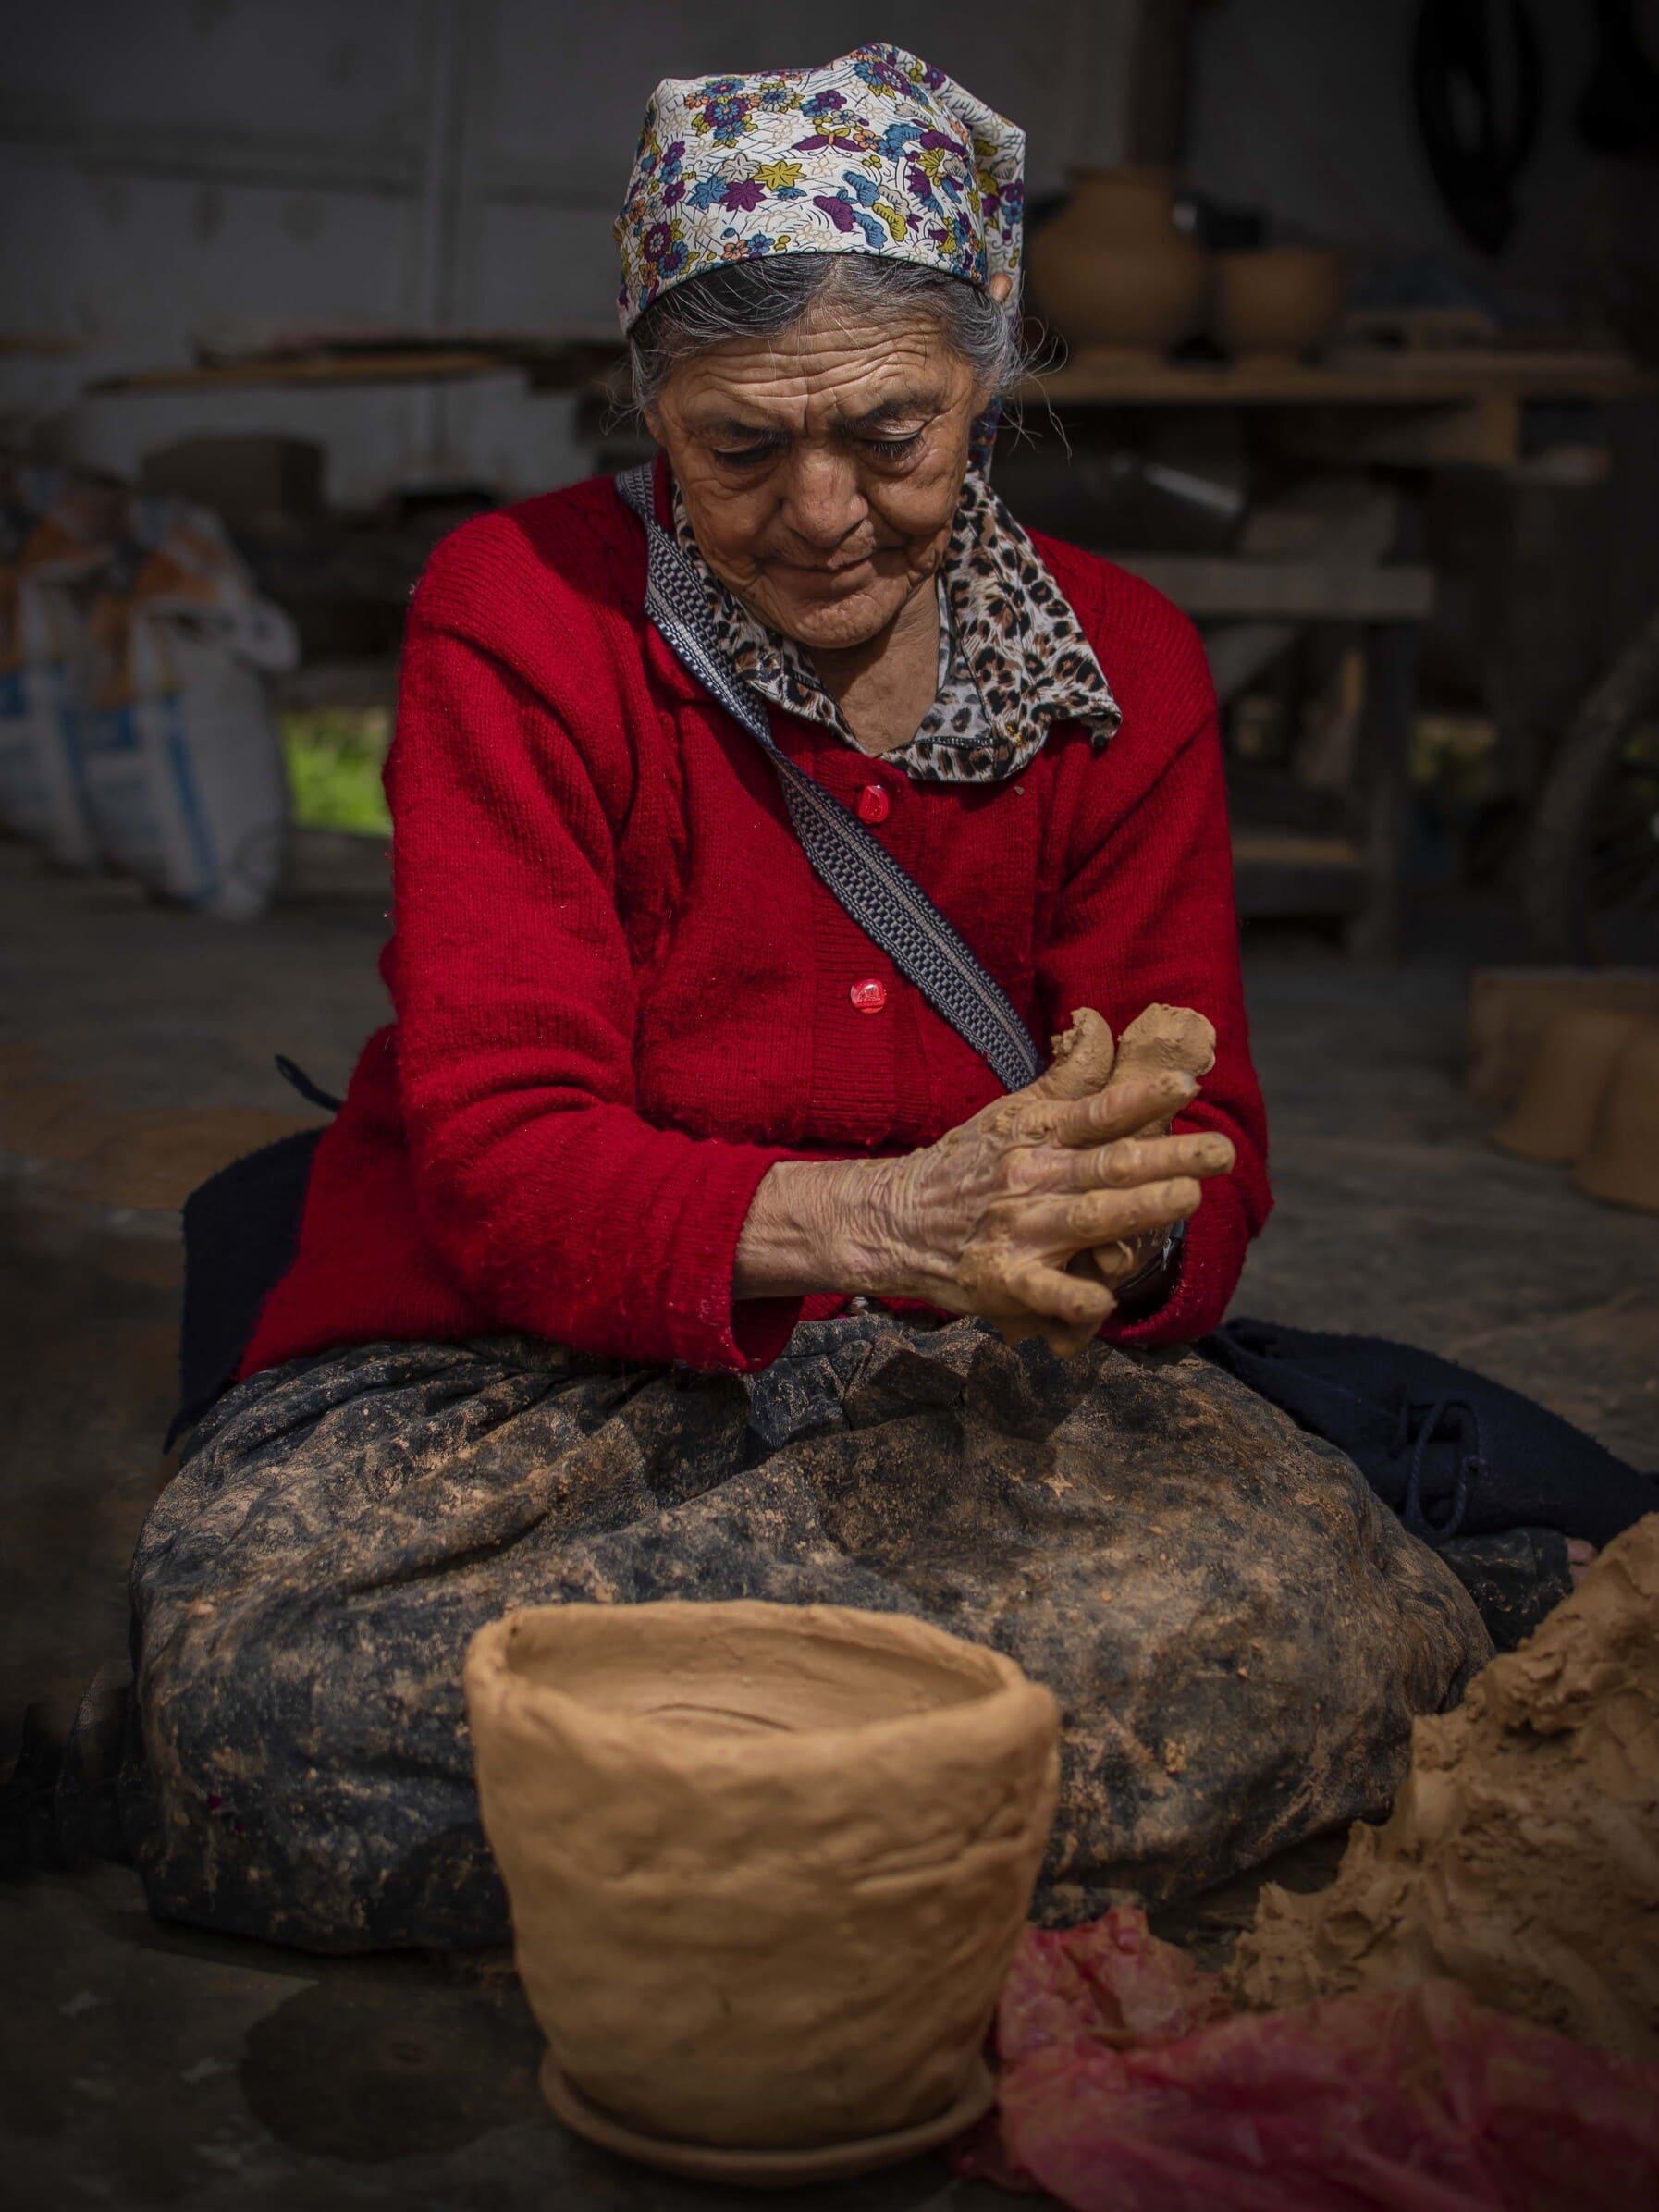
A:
958;1912;1659;2211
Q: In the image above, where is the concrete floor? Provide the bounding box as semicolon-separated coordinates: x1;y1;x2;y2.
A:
3;835;1656;2210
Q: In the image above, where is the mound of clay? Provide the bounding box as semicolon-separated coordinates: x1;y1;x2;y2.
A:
1231;1513;1659;2060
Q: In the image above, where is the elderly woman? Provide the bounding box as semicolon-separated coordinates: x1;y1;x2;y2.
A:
123;47;1503;1954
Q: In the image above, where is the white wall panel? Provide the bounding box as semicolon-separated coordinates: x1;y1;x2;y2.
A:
1;1;430;147
0;0;1140;503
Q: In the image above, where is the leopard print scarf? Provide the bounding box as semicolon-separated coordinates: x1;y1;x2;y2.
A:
670;470;1121;782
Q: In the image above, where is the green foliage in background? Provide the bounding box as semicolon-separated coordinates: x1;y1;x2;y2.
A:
282;707;393;838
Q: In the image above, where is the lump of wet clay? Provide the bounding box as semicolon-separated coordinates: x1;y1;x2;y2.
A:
990;1005;1217;1357
465;1599;1058;2153
1040;1006;1120;1100
1113;1002;1216;1094
1229;1511;1659;2062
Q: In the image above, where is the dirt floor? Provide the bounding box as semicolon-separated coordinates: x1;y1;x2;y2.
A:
2;833;1656;2210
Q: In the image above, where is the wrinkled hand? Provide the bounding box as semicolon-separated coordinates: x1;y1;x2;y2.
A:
859;1006;1234;1354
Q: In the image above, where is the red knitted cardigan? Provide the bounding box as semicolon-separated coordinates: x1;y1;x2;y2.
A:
242;461;1271;1380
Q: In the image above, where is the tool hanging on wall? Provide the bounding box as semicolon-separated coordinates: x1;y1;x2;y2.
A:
1577;0;1659;157
1412;0;1543;252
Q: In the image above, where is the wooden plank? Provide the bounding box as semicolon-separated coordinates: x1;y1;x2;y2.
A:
1233;829;1367;868
90;350;521;394
1346;623;1419;962
1016;350;1656;409
88;330;621;397
1099;554;1434;621
1232;829;1369;920
1278;393;1523;470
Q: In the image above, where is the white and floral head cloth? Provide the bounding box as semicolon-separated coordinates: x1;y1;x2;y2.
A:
613;42;1026;332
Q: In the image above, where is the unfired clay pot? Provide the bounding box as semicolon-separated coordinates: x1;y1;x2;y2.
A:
1212;247;1347;363
465;1600;1059;2157
1027;166;1209;358
1493;1007;1651;1163
1573;1020;1659;1212
1468;966;1659;1110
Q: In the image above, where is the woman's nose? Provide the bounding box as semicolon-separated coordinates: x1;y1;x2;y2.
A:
780;449;868;551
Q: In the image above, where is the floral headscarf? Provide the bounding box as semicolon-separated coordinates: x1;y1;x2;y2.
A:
613;42;1025;331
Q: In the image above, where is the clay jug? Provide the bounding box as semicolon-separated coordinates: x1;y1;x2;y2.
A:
1028;166;1209;358
1493;1007;1650;1163
1573;1020;1659;1211
465;1600;1059;2154
1213;247;1347;363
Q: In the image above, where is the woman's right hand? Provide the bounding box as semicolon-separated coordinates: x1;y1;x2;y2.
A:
851;1060;1234;1341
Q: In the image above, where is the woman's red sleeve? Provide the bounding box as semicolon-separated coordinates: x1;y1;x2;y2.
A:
386;572;802;1375
1035;602;1272;1345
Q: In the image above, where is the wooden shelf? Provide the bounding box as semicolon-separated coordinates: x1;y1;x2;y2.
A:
1100;552;1434;621
1016;348;1657;410
87;331;620;397
1233;828;1369;920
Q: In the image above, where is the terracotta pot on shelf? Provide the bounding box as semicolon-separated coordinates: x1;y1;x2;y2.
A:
1213;246;1347;364
1573;1021;1659;1211
1026;166;1209;360
465;1600;1059;2178
1493;1006;1652;1163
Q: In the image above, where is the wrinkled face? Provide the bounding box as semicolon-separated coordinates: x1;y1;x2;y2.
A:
647;308;989;652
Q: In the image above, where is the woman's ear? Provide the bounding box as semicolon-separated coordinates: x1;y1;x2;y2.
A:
988;272;1014;304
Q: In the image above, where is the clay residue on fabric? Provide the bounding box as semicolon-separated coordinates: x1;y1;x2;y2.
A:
1229;1512;1659;2061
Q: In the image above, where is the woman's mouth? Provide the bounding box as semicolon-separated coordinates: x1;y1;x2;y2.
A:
778;555;877;595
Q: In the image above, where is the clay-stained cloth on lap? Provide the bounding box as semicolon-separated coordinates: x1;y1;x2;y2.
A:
121;1313;1491;1953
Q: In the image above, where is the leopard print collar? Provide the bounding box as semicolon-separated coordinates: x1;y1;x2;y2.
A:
670;470;1121;783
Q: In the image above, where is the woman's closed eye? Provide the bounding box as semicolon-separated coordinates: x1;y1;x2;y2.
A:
712;438;784;468
709;429;923;468
858;431;923;461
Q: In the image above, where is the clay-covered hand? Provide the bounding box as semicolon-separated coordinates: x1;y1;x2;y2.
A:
854;1006;1234;1350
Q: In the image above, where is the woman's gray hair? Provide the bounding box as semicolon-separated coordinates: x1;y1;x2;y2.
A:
627;253;1026;413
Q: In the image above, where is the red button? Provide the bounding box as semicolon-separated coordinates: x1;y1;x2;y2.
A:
850;977;888;1014
856;782;891;824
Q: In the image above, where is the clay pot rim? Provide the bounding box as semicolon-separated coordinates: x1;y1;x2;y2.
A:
466;1599;1056;1769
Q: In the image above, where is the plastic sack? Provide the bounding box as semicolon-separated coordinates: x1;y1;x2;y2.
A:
0;473;117;869
79;601;290;921
0;572;99;868
956;1907;1659;2212
67;498;296;920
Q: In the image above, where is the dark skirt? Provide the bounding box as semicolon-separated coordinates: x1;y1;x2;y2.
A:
122;1313;1493;1953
